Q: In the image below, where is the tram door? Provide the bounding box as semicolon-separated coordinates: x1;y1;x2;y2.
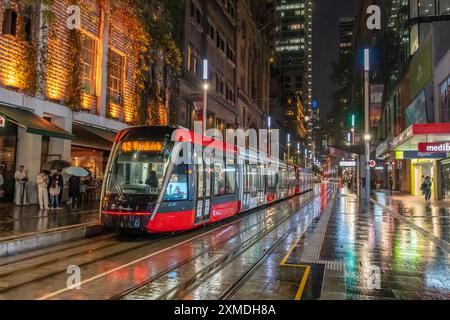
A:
195;155;212;224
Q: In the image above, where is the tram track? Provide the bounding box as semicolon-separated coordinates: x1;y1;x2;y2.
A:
0;233;173;294
120;186;334;301
111;193;310;300
0;188;324;300
0;195;293;284
43;191;315;300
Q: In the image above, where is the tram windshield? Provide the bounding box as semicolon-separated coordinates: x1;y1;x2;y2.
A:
105;140;172;201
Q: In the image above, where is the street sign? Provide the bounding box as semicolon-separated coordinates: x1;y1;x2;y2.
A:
396;150;447;160
339;160;357;167
369;160;376;168
418;142;450;153
0;115;5;127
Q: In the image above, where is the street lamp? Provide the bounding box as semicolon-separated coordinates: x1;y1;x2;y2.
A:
364;49;371;202
203;59;208;134
351;114;356;145
287;134;291;163
268;116;271;156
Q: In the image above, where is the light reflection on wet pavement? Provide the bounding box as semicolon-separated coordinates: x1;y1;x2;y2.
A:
0;203;99;239
0;186;448;300
318;189;450;300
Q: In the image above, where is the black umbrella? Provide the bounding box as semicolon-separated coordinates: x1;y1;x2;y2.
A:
42;160;71;171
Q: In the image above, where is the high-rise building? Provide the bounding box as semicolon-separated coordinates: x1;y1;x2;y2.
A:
339;17;355;55
270;0;313;163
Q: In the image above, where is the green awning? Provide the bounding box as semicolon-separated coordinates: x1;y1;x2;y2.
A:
0;105;75;140
79;124;117;142
72;123;116;151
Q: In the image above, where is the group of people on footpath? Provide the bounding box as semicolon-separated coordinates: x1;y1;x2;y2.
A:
8;165;82;212
36;169;82;211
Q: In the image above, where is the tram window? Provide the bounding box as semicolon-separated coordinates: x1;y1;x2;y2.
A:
214;162;226;195
243;165;249;193
267;172;276;189
258;166;264;191
225;164;236;194
163;165;188;201
250;165;258;194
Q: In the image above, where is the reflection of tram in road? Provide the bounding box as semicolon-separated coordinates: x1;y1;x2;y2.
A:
101;126;314;233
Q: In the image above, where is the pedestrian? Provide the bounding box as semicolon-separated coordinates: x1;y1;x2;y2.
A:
389;176;394;196
52;169;64;208
14;165;28;206
422;176;432;203
69;175;81;212
36;170;50;210
49;179;61;211
0;168;4;200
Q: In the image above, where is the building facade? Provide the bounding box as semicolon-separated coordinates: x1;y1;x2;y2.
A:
376;0;450;200
0;0;146;203
175;0;272;136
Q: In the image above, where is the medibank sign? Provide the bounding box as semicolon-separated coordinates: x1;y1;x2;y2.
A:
418;142;450;153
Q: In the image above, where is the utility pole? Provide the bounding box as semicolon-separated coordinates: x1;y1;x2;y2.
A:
364;49;371;203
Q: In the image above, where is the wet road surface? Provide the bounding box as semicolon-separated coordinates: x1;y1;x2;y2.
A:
0;186;326;300
0;202;99;239
1;185;448;300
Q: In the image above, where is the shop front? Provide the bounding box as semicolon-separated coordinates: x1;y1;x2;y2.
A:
391;123;450;200
441;158;450;200
71;123;117;183
0;114;17;202
0;104;75;204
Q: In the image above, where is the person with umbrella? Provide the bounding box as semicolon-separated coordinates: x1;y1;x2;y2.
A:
64;167;89;212
68;175;81;212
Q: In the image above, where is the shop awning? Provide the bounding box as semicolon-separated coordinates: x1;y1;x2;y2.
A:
376;137;393;159
391;123;450;151
0;104;75;140
72;123;116;151
330;145;376;156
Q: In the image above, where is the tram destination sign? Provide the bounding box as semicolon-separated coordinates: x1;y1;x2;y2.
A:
418;142;450;153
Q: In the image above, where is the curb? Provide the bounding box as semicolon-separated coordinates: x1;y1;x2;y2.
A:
0;222;102;257
371;198;449;253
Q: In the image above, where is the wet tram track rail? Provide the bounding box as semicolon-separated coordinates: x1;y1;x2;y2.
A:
118;186;334;301
0;187;327;300
0;233;174;295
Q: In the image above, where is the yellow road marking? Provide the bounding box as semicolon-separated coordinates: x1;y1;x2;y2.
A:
295;265;311;300
280;237;302;266
279;236;311;300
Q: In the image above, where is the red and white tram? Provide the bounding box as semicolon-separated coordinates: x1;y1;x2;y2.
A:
101;126;314;233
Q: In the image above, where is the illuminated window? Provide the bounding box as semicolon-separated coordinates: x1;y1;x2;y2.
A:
187;44;199;74
107;49;124;106
81;33;96;95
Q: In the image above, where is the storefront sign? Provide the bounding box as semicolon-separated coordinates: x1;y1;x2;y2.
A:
396;151;446;160
339;160;356;167
370;84;383;128
418;142;450;153
0;115;5;127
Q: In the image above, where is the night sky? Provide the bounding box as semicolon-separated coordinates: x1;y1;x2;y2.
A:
312;0;357;119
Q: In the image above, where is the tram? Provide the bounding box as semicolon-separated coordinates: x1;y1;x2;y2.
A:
101;126;314;233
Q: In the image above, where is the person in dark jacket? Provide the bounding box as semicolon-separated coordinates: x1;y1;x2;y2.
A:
69;175;81;211
51;169;64;207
